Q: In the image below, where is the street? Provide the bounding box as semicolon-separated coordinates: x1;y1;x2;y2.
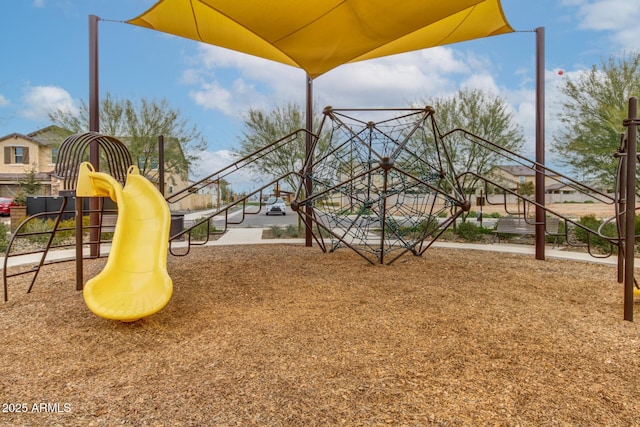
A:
184;205;298;230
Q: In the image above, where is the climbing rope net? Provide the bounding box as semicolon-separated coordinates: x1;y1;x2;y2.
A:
293;107;469;264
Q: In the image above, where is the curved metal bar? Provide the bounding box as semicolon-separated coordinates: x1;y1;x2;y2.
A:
53;132;132;190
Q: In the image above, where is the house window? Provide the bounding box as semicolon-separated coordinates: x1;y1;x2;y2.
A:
51;147;59;164
137;156;159;170
4;146;29;164
14;147;24;163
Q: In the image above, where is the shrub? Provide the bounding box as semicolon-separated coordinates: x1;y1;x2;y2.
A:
22;218;52;245
285;224;301;238
269;225;283;238
0;221;9;252
456;222;483;241
190;217;217;240
385;218;439;238
17;216;86;247
575;214;617;253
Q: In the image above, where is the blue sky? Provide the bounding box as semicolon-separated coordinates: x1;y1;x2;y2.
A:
1;0;638;189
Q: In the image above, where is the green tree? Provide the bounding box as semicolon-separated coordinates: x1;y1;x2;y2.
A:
552;52;640;187
48;92;207;179
414;88;525;197
233;102;330;192
14;164;43;205
218;178;232;204
517;181;535;198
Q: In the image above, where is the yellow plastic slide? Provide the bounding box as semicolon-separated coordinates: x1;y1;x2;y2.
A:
76;162;173;321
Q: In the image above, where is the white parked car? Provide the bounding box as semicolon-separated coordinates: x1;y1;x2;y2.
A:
264;197;287;215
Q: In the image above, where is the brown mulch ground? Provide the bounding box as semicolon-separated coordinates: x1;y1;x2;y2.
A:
1;244;640;426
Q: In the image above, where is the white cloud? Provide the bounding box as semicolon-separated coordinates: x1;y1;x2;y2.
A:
0;94;9;107
185;45;298;115
574;0;640;51
184;41;581;173
180;69;204;86
32;0;45;8
314;51;456;108
189;81;234;115
460;73;500;96
185;44;486;116
19;85;77;121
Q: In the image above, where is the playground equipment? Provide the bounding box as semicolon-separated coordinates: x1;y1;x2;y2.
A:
76;162;172;321
286;106;620;265
2;101;638;321
3;132;133;302
2;132;174;321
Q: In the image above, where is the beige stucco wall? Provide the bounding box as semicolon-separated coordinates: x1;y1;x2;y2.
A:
0;137;40;173
0;136;54;172
0;135;56;197
489;168;561;189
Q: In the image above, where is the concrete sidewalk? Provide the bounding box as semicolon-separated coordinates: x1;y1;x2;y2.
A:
0;228;300;269
214;228;628;267
0;227;634;269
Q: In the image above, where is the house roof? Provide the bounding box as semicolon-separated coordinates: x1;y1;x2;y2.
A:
546;182;570;191
494;164;565;179
0;132;42;145
27;125;69;146
0;125;68;146
493;165;538;176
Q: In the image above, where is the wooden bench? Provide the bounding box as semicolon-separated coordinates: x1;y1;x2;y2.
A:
100;214;118;233
493;217;560;244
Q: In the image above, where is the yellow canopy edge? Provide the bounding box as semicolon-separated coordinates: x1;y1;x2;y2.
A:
127;0;514;78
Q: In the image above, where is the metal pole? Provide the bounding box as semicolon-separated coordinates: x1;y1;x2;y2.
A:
158;135;165;196
75;196;84;290
305;74;313;247
534;27;546;261
618;136;626;284
89;15;99;137
87;15;101;266
623;97;638;322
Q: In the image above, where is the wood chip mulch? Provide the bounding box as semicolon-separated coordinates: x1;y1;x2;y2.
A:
1;244;639;426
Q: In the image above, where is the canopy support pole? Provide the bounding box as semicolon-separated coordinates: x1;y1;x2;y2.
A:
534;27;546;261
88;15;101;259
305;75;313;247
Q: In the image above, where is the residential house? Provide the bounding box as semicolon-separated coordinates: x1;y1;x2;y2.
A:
488;165;563;192
488;164;613;203
0;126;207;211
0;125;64;197
131;136;207;212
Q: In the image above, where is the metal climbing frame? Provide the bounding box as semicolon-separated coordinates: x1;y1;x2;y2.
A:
288;106;632;269
2;132;132;301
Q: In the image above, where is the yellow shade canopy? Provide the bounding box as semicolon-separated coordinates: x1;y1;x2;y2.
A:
127;0;513;78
